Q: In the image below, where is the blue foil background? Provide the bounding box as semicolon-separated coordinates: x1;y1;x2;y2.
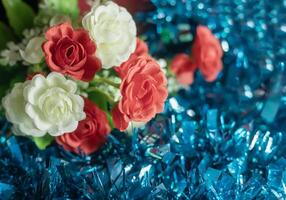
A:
1;0;286;199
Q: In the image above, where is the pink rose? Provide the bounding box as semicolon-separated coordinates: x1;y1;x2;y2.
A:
192;25;223;82
112;55;168;131
170;53;197;85
56;98;111;155
42;23;101;82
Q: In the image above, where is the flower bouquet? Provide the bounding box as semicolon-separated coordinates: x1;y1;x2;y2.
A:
1;0;285;199
0;0;168;154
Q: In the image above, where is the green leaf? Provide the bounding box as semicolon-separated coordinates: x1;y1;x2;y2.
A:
88;89;116;128
44;0;79;21
2;0;35;36
32;134;54;150
0;84;8;102
0;22;15;50
88;89;109;112
106;112;115;129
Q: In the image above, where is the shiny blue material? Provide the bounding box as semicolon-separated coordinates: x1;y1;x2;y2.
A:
0;0;286;199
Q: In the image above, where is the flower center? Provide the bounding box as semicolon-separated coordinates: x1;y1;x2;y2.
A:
39;88;73;123
66;46;75;58
55;37;86;67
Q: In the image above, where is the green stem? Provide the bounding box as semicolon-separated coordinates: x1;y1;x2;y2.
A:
87;87;116;105
93;77;120;88
33;63;42;72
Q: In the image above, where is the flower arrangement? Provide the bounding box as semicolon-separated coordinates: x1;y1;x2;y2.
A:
0;0;168;154
0;1;284;199
0;0;224;156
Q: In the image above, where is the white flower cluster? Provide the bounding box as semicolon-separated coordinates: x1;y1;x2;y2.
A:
2;72;85;137
0;42;22;66
0;28;44;66
22;28;42;44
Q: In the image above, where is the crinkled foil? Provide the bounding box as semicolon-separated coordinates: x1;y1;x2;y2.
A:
1;0;286;199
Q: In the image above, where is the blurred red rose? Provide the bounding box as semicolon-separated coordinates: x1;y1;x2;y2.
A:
171;53;197;85
192;25;223;82
56;98;111;155
42;23;101;82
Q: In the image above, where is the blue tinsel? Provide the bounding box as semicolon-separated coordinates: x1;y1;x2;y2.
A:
1;0;286;199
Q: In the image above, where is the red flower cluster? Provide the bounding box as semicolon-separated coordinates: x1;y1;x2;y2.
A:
42;23;101;82
113;39;168;131
171;25;223;85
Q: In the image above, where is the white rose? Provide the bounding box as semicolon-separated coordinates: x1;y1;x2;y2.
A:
2;82;46;137
20;37;45;64
2;72;86;137
82;1;136;68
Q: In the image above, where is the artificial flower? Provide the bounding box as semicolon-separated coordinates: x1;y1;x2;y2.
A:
82;1;136;68
20;36;45;64
78;0;100;15
2;82;43;136
42;23;101;82
56;98;110;155
170;53;197;85
112;55;168;131
192;25;223;82
0;42;22;66
2;72;86;137
115;0;153;14
133;38;149;57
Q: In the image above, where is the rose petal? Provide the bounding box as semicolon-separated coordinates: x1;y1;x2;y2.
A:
112;105;130;131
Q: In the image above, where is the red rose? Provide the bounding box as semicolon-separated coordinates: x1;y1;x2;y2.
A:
115;38;149;79
114;0;153;14
56;98;111;155
170;53;197;85
112;55;168;131
78;0;92;15
133;38;149;57
42;23;101;82
192;25;223;82
78;0;153;16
